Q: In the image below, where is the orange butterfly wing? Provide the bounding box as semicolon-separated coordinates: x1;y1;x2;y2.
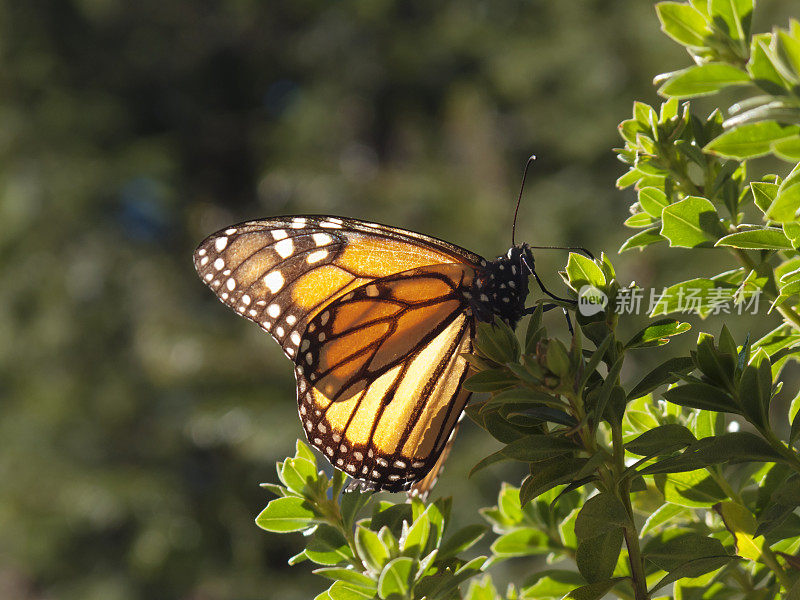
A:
295;263;475;492
194;216;483;493
193;216;480;360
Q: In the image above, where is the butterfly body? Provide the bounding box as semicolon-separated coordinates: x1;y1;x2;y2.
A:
194;216;534;494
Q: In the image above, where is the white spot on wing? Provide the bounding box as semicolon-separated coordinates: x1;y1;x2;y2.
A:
307;249;328;263
226;278;236;291
213;258;225;270
267;304;280;318
275;238;294;258
263;271;285;293
312;233;333;246
272;229;288;240
215;237;228;251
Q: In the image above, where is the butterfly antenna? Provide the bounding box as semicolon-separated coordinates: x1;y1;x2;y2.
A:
511;155;537;247
528;244;595;260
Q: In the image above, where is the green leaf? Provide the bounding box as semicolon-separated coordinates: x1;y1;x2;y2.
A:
767;182;800;223
574;493;630;539
355;526;390;573
520;457;588;505
464;576;501;600
564;578;627;600
751;181;779;214
463;368;518;392
437;524;488;561
296;439;317;463
594;357;625;428
401;510;430;557
638;187;669;217
306;525;355;565
644;531;729;570
656;2;710;47
695;331;734;387
521;570;586;599
748;34;789;92
660;196;721;247
790;389;800;443
773;135;800;161
371;503;412;535
777;28;800;77
546;339;572;377
662;470;727;507
328;581;377;600
649;277;736;317
709;0;753;40
738;348;772;429
642;503;688;535
377;557;414;599
713;501;762;561
500;434;578;462
565;253;606;292
659;63;749;98
625;318;691;349
313;568;376;588
578;333;613;392
648;556;735;594
625;424;697;457
628;356;696;399
662;382;738;413
575;529;623;583
642;432;785;475
491;528;550;558
279;456;319;496
341;490;373;531
475;319;520;364
619;227;667;252
624;212;655;228
715;228;793;249
255;496;317;532
705;121;800;159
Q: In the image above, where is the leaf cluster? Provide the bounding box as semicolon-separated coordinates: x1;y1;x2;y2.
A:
256;441;492;600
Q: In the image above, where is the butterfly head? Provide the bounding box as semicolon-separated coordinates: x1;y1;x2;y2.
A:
469;244;533;328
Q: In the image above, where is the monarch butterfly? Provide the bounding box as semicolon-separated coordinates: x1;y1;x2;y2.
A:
193;164;580;496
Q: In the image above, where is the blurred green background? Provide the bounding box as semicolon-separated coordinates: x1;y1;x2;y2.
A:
2;1;797;599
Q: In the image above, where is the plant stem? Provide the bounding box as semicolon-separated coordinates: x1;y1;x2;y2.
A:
611;421;650;600
761;545;793;592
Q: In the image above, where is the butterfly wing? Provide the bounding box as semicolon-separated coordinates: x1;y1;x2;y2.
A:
295;263;475;492
193;216;481;360
194;216;484;493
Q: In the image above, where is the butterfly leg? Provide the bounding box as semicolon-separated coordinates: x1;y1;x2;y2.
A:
525;303;574;334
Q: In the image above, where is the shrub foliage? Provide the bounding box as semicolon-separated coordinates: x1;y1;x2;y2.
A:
260;3;800;599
